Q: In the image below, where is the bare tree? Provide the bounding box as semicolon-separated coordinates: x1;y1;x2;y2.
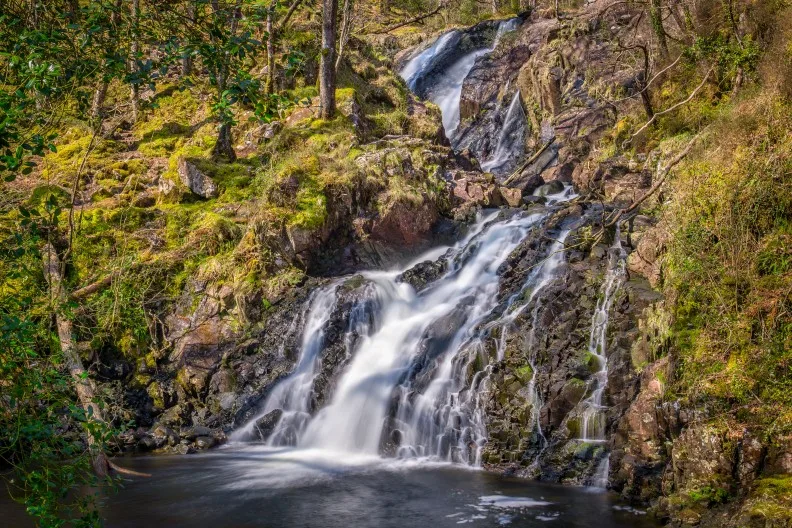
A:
319;0;338;118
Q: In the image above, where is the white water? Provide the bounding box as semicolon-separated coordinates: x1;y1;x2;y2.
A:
300;211;547;458
400;31;457;91
400;19;520;141
578;228;627;442
231;284;340;443
481;91;526;173
234;186;575;463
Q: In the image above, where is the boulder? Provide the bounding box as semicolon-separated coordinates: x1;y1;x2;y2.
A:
178;157;218;198
253;409;284;441
499;187;522;207
534;180;565;197
194;436;216;450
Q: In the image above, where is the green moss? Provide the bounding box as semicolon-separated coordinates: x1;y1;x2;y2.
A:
514;364;534;383
687;485;730;506
747;476;792;524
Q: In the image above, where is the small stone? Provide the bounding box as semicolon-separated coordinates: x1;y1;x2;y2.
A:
177;157;218;198
194;436;216;450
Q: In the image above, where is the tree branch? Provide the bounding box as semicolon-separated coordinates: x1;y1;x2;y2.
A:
374;3;446;34
627;66;714;143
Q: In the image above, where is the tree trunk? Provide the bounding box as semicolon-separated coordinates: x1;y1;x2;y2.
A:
91;81;108;120
91;0;123;121
212;122;236;161
182;3;195;77
319;0;338;119
43;245;111;478
130;0;141;123
649;0;669;57
266;0;276;95
638;44;655;119
335;0;354;72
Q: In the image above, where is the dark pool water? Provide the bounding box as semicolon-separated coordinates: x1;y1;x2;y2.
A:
2;446;659;527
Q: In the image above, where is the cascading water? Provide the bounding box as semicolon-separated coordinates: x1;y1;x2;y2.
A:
480;91;526;173
231;284;341;443
400;19;520;142
577;228;627;442
234;187;575;464
300;211;551;459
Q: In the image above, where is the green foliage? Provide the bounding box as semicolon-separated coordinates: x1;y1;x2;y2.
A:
664;95;792;441
0;201;118;527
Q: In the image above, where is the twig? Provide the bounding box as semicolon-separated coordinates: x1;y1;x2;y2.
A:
374;3;446;34
627;66;714;143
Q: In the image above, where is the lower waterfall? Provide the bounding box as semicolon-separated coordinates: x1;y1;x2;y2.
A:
234;189;576;464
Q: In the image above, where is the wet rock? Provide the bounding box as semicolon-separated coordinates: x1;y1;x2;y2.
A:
177;157;218;198
398;259;448;291
195;436;216;450
371;196;439;246
534;180;565;197
181;425;212;441
253;409;284;441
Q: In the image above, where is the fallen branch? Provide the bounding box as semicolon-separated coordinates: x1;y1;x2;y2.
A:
71;272;118;301
108;460;151;477
503;136;556;187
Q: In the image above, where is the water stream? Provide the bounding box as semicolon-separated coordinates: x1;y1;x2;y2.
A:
400;19;520;141
578;228;627;442
481;91;527;173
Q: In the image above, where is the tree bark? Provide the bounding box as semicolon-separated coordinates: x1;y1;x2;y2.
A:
319;0;338;119
130;0;141;123
91;81;108;121
649;0;669;57
266;0;276;95
212;122;236;161
43;245;111;478
335;0;354;72
182;3;196;77
91;0;123;121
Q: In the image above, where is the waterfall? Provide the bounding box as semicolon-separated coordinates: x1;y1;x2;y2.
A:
234;186;575;463
400;31;457;92
481;91;526;174
399;19;520;142
231;284;340;443
299;211;546;457
578;228;627;442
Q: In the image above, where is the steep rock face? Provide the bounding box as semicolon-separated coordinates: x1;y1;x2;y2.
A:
476;205;662;485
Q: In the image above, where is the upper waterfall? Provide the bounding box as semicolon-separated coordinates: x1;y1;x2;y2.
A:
399;18;520;143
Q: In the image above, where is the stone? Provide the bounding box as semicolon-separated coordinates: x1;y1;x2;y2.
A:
195;436;216;450
253;409;283;441
177;157;218;198
181;425;212;441
500;187;522;207
534;180;565;197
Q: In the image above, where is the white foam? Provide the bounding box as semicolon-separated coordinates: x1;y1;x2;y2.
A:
478;495;553;509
